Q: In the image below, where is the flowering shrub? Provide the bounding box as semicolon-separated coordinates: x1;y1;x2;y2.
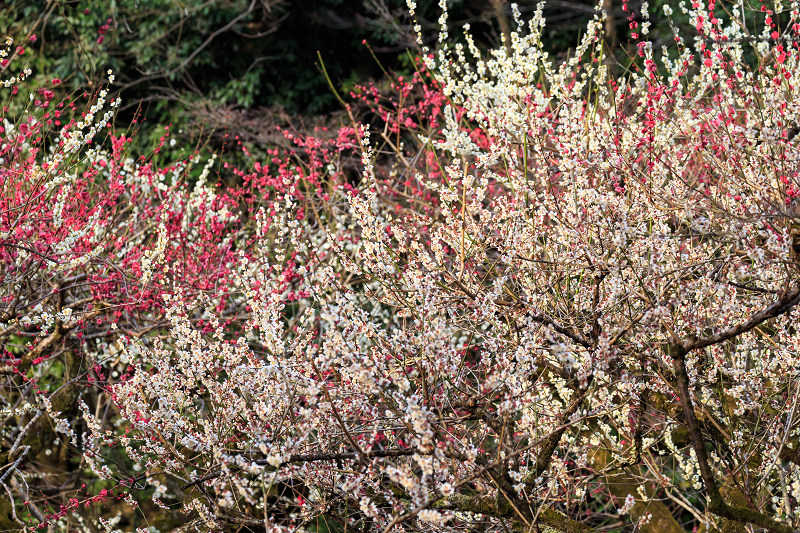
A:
0;34;351;529
7;1;800;532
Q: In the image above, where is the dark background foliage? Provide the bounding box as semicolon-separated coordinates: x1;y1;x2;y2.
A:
0;0;630;152
0;0;775;187
1;0;770;140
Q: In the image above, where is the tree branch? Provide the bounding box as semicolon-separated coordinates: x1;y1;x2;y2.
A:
673;348;799;533
182;448;418;490
682;285;800;353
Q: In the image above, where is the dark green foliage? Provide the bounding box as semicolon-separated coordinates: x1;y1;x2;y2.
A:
0;0;777;165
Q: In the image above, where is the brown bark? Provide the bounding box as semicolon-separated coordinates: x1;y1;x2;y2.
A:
490;0;513;57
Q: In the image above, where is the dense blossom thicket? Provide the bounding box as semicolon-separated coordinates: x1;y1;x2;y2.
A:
4;1;800;532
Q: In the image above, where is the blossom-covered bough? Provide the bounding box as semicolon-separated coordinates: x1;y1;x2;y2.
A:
6;0;800;531
0;36;342;529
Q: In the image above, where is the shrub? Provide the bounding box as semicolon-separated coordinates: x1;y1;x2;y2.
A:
0;35;352;529
6;1;800;532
